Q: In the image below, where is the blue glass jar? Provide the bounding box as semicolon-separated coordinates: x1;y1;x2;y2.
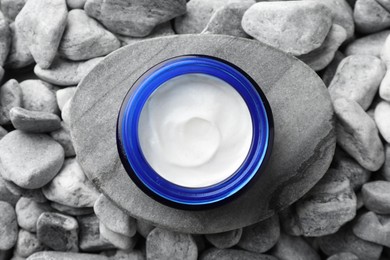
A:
117;55;273;210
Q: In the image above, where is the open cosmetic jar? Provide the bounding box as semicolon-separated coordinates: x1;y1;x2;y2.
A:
117;55;273;209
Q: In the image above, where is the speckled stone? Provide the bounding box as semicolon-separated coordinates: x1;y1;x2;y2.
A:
271;233;320;260
70;34;336;234
238;215;280;253
19;80;59;114
0;201;18;250
10;107;61;133
15;230;45;258
15;197;53;232
85;0;186;37
205;229;242;249
345;30;390;57
146;228;197;260
200;249;277;260
354;0;390;34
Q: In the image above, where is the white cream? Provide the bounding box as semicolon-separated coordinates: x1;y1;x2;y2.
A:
138;74;253;188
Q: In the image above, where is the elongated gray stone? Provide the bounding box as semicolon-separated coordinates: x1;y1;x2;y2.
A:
70;34;336;234
345;30;390;57
27;252;108;260
200;249;277;260
10;107;61;133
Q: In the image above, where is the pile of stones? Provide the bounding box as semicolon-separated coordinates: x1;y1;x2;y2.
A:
0;0;389;259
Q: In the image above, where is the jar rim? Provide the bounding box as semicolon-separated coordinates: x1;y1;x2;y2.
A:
116;55;273;209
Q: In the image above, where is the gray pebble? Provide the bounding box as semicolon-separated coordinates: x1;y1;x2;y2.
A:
326;252;359;260
0;175;20;205
0;0;26;21
35;57;103;86
354;0;390;34
50;122;76;157
78;214;115;252
51;202;93;216
0;79;22;125
94;194;137;238
15;197;53;232
136;219;155;239
298;24;347;71
375;101;390;143
15;0;67;69
58;10;119;61
0;201;18;250
238;214;280;253
85;0;186;37
56;87;76;112
10;107;61;133
271;233;320;260
345;30;390;57
102;250;145;260
5;22;33;69
242;1;332;55
15;230;45;258
0;11;10;66
1;179;46;203
362;181;390;214
0;130;65;189
200;248;277;260
295;168;357;236
42;158;99;208
37;212;79;252
19;80;59;114
352;211;390;247
334;98;385;171
66;0;86;9
27;252;108;260
146;228;197;260
205;228;242;249
319;225;383;260
329;55;386;110
202;0;254;38
99;222;137;251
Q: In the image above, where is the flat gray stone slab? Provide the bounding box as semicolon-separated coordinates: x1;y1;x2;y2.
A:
70;35;336;234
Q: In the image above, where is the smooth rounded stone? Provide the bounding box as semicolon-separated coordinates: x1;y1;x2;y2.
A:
322;51;345;87
319;225;383;260
10;107;61;133
117;22;175;47
0;201;18;250
50;123;76;157
104;250;145;260
56;87;77;111
35;57;103;86
27;252;108;260
362;181;390;214
375;101;390;143
2;179;46;203
37;212;79;252
5;22;34;69
0;176;20;205
0;0;26;21
205;229;242;249
67;0;86;9
271;233;320;260
382;145;390;180
354;0;390;34
15;230;45;258
71;35;336;234
58;10;119;61
0;130;65;189
238;214;280;253
19;80;59;114
303;0;354;39
298;24;347;71
99;222;137;250
242;1;332;56
0;11;10;66
85;0;186;37
333;98;385;171
15;0;67;69
294;168;357;237
51;202;93;216
332;150;371;191
42;159;99;208
61;100;71;127
136;219;155;239
94;194;137;238
352;211;390;247
200;249;277;260
15;197;53;232
202;0;255;37
78;214;115;252
326;252;359;260
345;30;390;57
329;55;386;110
146;228;197;260
0;79;22;125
